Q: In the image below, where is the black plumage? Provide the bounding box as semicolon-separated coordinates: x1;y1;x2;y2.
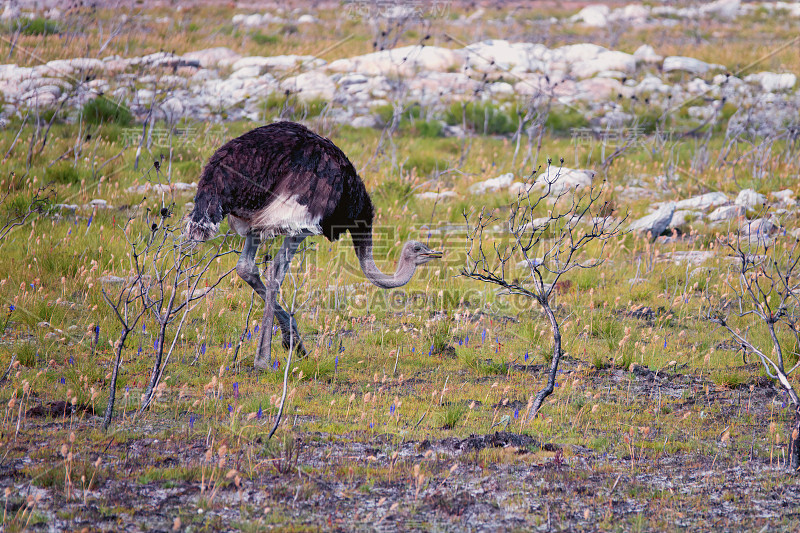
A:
188;121;373;242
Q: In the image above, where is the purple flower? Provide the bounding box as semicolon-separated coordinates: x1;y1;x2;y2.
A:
429;343;434;356
87;214;93;228
8;305;14;312
142;323;146;333
335;355;338;372
524;351;529;362
94;325;100;345
60;377;65;384
138;345;142;355
254;325;259;334
465;335;469;345
233;382;239;400
200;342;206;355
369;422;373;429
339;344;345;354
227;404;233;414
257;404;263;420
246;330;251;341
189;414;195;429
69;356;74;365
390;404;395;415
482;329;486;343
664;338;667;349
154;339;158;349
272;360;279;371
514;409;519;419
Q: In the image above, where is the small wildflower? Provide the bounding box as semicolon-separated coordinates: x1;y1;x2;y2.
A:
87;214;93;228
200;342;206;355
429;343;434;356
189;414;195;429
60;377;65;384
94;325;100;345
254;325;259;334
335;355;338;372
272;360;279;371
69;356;74;366
482;329;486;343
524;351;529;363
664;338;667;349
228;404;233;414
390;404;396;415
257;404;263;420
8;305;15;312
233;382;239;400
514;409;519;419
246;330;251;341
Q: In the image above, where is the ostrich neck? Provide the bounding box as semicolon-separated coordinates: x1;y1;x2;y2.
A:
353;233;416;289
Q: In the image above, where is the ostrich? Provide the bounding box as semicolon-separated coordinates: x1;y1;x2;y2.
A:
185;121;442;369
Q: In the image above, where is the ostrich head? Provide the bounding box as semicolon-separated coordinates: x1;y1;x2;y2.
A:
401;241;443;266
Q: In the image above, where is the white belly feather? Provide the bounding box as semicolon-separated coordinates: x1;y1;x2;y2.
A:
229;194;322;238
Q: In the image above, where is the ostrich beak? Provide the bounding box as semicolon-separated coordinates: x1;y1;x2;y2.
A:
421;249;443;260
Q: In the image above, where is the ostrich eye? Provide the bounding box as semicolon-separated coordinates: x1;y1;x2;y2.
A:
414;245;421;252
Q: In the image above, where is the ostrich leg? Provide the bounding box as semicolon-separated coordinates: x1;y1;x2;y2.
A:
235;234;307;356
253;233;309;370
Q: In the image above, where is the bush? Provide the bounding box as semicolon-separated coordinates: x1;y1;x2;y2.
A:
444;102;516;135
15;18;59;36
545;108;590;136
83;98;133;126
252;30;280;46
45;162;82;185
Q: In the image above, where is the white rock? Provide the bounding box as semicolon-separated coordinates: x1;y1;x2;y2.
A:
701;0;740;19
633;45;662;63
329;45;464;76
629;202;675;239
533;168;594;196
575;78;628;101
183;47;241;68
735;189;766;209
663;56;715;75
280;71;335;101
668;210;698;229
572;51;636;78
770;189;796;206
415;191;458;201
708;205;745;222
297;14;316;24
351;115;378;128
740;218;777;237
230;65;262;79
660;251;716;265
469;173;515;194
675;192;728;211
744;72;796;92
573;4;610;27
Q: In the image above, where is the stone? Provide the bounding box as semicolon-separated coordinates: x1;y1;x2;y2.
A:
572;51;636;78
668;210;698;229
297;14;317;24
633;45;662;64
351;115;378;129
628;202;675;239
744;72;796;92
573;4;610;27
770;189;796;206
280;71;335;101
663;56;717;75
415;191;458;201
183;47;241;68
740;218;777;237
701;0;740;19
708;205;745;222
329;45;464;76
735;189;766;209
470;173;515;194
660;251;716;265
533;168;594;196
675;192;728;211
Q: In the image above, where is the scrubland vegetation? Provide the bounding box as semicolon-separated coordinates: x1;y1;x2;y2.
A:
0;1;799;530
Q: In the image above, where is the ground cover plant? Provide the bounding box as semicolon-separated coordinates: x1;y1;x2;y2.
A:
0;0;799;531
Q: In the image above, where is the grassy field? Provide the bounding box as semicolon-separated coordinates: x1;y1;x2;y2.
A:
1;1;800;531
